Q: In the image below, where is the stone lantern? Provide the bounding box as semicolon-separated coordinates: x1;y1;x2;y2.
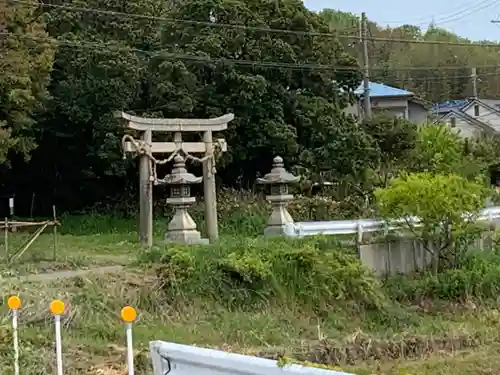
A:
256;156;299;236
161;155;208;244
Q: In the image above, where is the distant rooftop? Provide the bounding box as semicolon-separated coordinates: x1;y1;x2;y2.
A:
432;98;500;114
354;82;414;98
432;99;469;113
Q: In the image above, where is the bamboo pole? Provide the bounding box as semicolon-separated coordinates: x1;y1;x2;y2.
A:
52;205;58;261
4;217;8;260
6;221;49;227
11;223;48;262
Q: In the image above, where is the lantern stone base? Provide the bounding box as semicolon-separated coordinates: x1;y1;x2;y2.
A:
164;201;209;245
165;230;209;245
264;194;295;236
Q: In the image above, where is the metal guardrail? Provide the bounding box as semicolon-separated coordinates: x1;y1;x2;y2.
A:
150;341;355;375
284;206;500;238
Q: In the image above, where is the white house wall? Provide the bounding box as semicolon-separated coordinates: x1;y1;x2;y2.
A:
371;97;411;119
462;102;500;132
408;102;429;124
373;107;407;118
343;102;408;118
443;117;482;138
343;97;429;122
371;97;408;108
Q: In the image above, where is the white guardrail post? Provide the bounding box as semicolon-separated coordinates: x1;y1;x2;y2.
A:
150;341;355;375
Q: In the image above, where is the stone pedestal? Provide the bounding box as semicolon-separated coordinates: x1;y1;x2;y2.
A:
165;197;208;244
264;194;295;236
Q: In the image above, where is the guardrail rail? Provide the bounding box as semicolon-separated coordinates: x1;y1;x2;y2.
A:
283;206;500;238
150;341;355;375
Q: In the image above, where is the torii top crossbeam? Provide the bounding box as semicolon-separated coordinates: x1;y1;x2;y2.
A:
115;112;234;132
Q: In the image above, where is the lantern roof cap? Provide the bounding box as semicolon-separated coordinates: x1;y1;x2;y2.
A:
163;155;202;185
256;156;299;185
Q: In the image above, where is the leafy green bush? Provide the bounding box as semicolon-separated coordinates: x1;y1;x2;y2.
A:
139;237;387;310
384;248;500;301
375;172;488;274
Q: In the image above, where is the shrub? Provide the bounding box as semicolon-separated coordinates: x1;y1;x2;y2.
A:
139;237;388;311
384;248;500;302
375;172;488;274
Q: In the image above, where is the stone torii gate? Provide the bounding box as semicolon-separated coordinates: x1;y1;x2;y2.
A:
117;112;234;247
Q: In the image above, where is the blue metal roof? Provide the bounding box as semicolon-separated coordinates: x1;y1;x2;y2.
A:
432;99;469;114
354;82;413;97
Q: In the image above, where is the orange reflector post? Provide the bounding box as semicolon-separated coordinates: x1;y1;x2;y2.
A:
121;306;137;323
7;296;21;310
50;300;65;315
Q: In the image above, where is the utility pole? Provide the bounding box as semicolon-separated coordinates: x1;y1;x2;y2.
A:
471;67;478;99
491;18;500;97
361;12;371;118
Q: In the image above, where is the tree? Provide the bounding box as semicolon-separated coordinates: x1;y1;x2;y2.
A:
10;0;367;210
411;124;465;175
18;0;168;209
410;124;498;182
316;114;417;211
465;132;500;182
158;0;364;186
375;172;488;274
362;114;417;187
0;0;54;164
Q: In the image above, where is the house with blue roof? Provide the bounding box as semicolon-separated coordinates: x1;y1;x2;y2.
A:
346;82;430;123
433;98;500;137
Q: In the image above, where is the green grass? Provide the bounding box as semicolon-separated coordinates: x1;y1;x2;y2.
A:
4;270;500;375
2;212;500;374
0;218;138;277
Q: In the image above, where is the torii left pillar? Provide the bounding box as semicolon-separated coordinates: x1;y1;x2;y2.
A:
139;129;153;248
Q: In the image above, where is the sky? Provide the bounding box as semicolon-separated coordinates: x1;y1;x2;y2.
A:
303;0;500;41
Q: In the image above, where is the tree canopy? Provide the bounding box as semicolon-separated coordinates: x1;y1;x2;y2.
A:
9;0;370;211
0;0;54;163
156;0;363;184
1;2;500;215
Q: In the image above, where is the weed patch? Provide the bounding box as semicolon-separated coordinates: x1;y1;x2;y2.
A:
138;236;387;310
384;249;500;302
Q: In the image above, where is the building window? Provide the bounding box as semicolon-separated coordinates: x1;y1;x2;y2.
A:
450;117;456;128
474;104;480;116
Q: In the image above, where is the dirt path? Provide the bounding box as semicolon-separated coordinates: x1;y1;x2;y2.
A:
6;265;124;283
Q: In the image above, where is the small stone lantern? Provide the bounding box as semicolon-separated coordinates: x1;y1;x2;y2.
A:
256;156;299;236
161;155;208;244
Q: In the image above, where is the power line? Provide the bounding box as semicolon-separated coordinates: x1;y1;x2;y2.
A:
10;0;349;38
424;0;500;26
435;0;500;26
5;32;500;102
10;0;500;48
378;0;498;25
5;31;500;74
381;71;500;82
0;31;363;71
361;35;500;46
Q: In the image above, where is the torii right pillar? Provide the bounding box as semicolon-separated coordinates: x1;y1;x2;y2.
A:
203;129;218;242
